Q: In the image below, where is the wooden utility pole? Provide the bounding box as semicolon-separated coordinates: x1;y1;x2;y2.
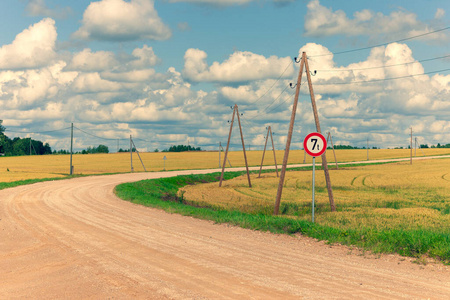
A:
219;142;232;168
219;104;251;187
70;123;73;175
274;52;336;214
367;137;369;160
273;54;305;215
130;137;147;172
269;127;279;177
304;52;336;212
410;127;413;165
130;135;133;172
326;132;338;169
236;105;252;187
415;137;417;157
258;126;279;178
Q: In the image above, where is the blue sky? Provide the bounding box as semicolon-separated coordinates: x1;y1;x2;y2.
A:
0;0;449;152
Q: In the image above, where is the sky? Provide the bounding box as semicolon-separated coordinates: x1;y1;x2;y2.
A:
0;0;449;152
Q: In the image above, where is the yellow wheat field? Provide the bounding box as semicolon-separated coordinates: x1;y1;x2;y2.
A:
181;157;450;231
0;148;450;182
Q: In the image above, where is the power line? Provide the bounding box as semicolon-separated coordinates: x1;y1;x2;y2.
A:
133;137;152;143
314;54;450;72
245;83;291;121
309;26;450;58
313;68;450;85
246;60;293;105
4;127;71;134
259;82;302;118
73;126;125;141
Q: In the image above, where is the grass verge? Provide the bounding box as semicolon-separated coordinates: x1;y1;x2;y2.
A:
0;176;73;190
115;168;450;265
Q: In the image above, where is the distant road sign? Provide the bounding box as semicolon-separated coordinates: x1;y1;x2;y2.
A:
303;132;327;157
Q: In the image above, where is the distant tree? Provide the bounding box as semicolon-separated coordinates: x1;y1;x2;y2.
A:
164;145;202;152
118;147;135;152
0;120;5;135
333;145;359;150
154;148;159;152
81;145;109;154
12;138;28;156
96;144;109;153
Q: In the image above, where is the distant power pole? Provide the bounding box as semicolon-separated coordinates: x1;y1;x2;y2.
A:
130;135;133;172
410;127;413;165
70;123;73;175
415;137;417;157
367;137;369;161
219;104;251;188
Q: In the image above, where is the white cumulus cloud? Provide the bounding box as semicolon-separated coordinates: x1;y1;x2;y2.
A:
65;49;118;72
304;0;448;42
182;48;294;83
73;0;171;42
0;18;57;70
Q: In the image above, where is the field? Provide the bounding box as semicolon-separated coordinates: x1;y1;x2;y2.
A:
178;158;450;261
1;148;450;182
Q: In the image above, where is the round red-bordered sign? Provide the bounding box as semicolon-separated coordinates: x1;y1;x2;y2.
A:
303;132;327;157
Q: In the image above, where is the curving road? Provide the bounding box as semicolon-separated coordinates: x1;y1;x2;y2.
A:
1;166;449;299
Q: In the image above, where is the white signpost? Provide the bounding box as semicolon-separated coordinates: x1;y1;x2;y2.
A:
303;132;327;223
163;155;167;171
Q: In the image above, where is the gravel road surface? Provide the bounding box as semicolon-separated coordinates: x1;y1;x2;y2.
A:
1;163;449;299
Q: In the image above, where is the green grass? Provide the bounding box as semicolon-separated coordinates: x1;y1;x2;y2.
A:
0;177;71;190
115;169;450;265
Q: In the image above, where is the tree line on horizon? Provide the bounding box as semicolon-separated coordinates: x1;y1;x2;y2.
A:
0;121;109;156
2;121;450;156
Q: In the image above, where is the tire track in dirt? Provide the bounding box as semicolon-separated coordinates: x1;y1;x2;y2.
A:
1;167;449;299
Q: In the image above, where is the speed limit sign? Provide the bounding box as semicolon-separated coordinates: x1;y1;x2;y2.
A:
303;132;327;157
303;132;327;223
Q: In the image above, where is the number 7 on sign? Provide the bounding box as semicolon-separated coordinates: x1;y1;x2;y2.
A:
311;138;319;151
304;133;326;157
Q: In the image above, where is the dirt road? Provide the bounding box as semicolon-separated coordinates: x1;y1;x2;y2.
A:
1;167;449;299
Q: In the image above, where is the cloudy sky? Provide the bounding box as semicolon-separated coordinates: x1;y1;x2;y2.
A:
0;0;449;152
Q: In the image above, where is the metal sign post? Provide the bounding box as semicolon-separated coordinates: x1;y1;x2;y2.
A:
163;155;167;171
312;156;316;223
303;132;327;223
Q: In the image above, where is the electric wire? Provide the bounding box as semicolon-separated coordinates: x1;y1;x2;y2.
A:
261;80;303;118
309;26;450;57
313;67;450;85
73;126;126;141
4;127;71;134
314;54;450;72
246;60;293;105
